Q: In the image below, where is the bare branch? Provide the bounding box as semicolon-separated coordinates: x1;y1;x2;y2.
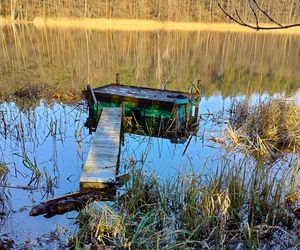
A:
235;9;246;25
218;1;300;31
248;0;259;29
252;0;283;27
218;4;247;27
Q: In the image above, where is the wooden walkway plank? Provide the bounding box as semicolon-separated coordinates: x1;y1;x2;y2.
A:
80;107;122;189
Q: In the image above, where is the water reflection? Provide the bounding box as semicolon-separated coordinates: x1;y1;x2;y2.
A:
0;94;299;245
0;24;299;96
117;95;226;179
0;100;90;245
0;24;299;246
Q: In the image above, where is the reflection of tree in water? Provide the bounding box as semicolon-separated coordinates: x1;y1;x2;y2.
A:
210;68;300;97
1;26;300;97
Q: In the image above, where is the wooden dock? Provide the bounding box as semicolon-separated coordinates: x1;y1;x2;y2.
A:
80;107;122;189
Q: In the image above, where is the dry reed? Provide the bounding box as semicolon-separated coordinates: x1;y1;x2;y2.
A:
13;84;81;103
74;157;300;249
45;86;81;103
29;18;300;34
0;162;8;177
225;98;300;159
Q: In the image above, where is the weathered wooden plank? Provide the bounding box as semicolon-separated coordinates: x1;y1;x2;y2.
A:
84;159;117;167
85;147;120;157
80;172;116;182
80;107;122;189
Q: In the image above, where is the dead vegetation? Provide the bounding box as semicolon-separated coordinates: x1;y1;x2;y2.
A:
0;162;8;177
1;0;299;24
13;84;81;103
74;158;300;249
225;98;300;159
71;97;300;249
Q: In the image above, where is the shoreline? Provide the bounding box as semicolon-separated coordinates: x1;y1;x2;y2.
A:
0;17;300;34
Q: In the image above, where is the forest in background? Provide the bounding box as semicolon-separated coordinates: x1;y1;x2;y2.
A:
0;0;300;24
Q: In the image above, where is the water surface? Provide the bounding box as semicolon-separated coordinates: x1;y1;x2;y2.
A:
0;24;299;247
1;24;300;94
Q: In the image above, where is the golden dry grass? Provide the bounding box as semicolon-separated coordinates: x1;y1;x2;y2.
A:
226;98;300;158
13;84;81;103
0;162;8;176
1;16;300;34
46;86;81;102
75;160;300;249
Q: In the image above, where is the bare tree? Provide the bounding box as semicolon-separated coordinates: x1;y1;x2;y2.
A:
10;0;17;21
218;0;300;30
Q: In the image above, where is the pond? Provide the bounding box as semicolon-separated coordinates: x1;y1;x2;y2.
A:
0;24;300;248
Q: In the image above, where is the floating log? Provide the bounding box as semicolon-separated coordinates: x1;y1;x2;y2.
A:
30;189;115;217
30;174;129;217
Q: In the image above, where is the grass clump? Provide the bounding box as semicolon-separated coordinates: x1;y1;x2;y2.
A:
13;84;81;103
46;86;81;103
75;158;300;249
11;84;81;111
226;98;300;159
0;162;8;177
75;205;126;249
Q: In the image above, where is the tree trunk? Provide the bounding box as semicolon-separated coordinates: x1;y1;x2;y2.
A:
84;0;88;18
11;0;17;21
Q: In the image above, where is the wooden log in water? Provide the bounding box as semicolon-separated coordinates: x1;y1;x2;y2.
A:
29;188;116;217
30;173;129;217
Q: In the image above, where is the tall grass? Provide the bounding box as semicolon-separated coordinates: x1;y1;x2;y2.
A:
75;156;300;249
13;84;81;103
0;162;8;177
225;98;300;159
0;100;85;197
0;161;10;228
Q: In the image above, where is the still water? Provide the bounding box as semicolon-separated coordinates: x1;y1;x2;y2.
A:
1;24;300;94
0;24;299;247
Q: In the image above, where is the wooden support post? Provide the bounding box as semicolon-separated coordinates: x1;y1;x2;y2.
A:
87;85;93;119
116;73;120;85
185;104;189;130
